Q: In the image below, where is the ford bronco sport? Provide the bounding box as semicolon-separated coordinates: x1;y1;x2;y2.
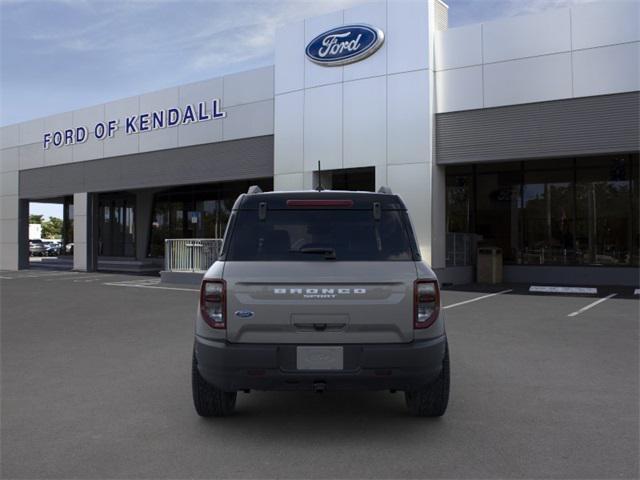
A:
192;187;449;417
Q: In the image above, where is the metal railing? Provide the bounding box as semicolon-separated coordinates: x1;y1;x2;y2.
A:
164;238;223;272
446;232;476;267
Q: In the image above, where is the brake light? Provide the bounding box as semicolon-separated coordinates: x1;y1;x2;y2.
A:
200;280;226;329
414;280;440;329
286;199;353;207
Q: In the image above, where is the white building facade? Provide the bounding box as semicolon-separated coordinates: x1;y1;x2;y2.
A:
1;0;638;285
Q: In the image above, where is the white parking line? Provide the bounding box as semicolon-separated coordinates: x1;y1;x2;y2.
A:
107;278;160;285
567;294;617;317
22;271;78;278
443;289;512;310
103;282;198;292
43;275;91;282
0;276;12;279
72;276;114;283
43;274;118;282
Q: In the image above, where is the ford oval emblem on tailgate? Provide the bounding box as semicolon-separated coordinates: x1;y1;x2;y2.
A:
235;310;254;318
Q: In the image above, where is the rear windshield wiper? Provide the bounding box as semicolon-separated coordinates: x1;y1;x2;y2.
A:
295;247;337;260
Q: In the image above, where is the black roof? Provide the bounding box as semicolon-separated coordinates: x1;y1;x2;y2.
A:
234;190;407;210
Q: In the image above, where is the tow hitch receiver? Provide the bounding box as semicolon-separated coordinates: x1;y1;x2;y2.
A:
313;381;327;393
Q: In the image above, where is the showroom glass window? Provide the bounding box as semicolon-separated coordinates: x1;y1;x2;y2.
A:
147;179;273;257
446;165;474;234
575;156;634;265
445;154;639;267
521;159;574;265
445;165;475;266
475;162;522;263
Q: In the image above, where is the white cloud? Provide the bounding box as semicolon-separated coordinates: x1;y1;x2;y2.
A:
1;0;616;126
186;0;370;72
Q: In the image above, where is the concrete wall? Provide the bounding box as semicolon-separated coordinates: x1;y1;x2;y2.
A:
0;151;19;269
73;192;91;271
273;0;447;268
434;2;640;113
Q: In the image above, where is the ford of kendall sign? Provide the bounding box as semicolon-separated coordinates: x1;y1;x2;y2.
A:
305;24;384;66
42;98;225;150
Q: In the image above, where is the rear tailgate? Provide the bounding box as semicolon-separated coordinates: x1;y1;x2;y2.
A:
224;261;417;344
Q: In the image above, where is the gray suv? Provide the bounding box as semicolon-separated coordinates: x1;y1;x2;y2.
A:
192;187;449;417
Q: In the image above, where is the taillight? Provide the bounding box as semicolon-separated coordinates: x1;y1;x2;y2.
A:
200;279;226;329
414;280;440;329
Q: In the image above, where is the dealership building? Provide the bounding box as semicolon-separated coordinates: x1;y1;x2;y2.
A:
0;0;638;285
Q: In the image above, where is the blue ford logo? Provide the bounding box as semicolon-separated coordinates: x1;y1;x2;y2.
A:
234;310;254;318
306;24;384;66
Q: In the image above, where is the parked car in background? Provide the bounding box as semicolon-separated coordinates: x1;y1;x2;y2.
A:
65;243;74;254
29;239;47;257
44;241;62;256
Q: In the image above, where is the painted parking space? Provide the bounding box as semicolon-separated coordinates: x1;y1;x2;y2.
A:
0;271;198;292
440;286;519;311
0;271;79;280
0;270;154;286
443;289;512;310
103;278;199;292
3;273;637;480
567;294;618;317
442;285;638;321
0;268;101;278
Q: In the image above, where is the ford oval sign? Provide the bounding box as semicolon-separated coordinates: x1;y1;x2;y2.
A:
305;24;384;66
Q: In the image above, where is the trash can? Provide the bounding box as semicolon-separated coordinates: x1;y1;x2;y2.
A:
476;247;503;284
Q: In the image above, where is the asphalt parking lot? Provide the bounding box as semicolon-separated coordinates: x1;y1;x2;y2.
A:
1;269;638;479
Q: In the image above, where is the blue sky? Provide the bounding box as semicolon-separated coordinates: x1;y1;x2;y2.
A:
2;0;593;219
1;0;597;128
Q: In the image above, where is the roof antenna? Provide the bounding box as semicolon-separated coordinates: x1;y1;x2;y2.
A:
316;160;324;192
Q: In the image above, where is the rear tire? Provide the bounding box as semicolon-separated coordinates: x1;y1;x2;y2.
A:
405;342;450;417
192;349;237;417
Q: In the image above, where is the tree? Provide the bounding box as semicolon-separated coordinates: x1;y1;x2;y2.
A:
41;217;63;239
29;214;44;224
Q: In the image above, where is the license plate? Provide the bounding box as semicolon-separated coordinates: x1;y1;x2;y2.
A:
296;346;343;370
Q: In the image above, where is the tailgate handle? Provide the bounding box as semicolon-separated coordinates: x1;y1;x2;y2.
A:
294;322;346;332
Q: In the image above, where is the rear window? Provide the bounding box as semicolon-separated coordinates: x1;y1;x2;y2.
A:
225;209;416;261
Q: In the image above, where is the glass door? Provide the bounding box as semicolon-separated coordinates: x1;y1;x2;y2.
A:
98;193;136;257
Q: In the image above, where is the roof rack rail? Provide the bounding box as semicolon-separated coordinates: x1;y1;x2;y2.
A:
247;185;263;194
377;186;393;194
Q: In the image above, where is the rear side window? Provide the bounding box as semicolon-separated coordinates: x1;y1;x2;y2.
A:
225;209;415;261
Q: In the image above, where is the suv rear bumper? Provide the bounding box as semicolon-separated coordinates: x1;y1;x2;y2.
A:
194;335;447;392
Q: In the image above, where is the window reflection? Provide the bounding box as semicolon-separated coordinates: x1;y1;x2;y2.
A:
97;193;136;257
475;164;522;263
148;179;273;257
522;169;574;265
575;157;633;265
445;154;639;267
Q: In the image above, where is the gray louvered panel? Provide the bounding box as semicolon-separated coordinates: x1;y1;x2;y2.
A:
435;92;640;164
